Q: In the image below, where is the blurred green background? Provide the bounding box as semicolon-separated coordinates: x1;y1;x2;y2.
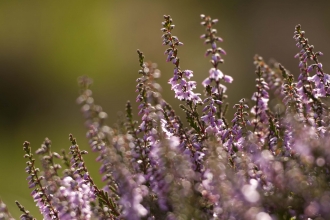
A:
0;0;329;218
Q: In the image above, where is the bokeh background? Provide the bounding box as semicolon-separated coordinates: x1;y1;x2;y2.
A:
1;1;329;218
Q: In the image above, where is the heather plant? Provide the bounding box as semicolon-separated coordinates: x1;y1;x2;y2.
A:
1;14;330;220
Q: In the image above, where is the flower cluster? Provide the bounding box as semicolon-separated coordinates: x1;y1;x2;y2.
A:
162;15;202;105
250;66;270;145
1;14;330;220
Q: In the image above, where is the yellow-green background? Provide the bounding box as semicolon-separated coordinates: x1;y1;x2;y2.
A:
0;1;329;218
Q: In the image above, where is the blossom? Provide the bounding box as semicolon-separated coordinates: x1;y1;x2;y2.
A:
162;15;202;105
11;14;330;220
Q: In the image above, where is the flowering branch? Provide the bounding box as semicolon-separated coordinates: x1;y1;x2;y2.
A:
5;14;330;220
161;15;204;136
23;141;59;220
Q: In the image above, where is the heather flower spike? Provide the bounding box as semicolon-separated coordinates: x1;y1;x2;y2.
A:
162;15;204;138
253;55;283;97
162;15;202;106
23;141;59;220
200;14;233;121
68;134;119;218
5;15;330;220
162;15;208;172
131;50;163;174
250;66;270;146
294;24;330;97
35;138;62;198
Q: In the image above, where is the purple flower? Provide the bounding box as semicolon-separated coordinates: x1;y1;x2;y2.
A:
54;176;93;220
162;16;202;105
223;75;233;83
200;15;233;130
201;98;224;136
250;67;270;145
13;14;330;220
